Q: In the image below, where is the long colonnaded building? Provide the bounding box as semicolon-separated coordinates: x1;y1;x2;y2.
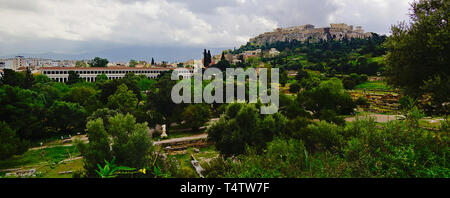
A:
39;66;194;83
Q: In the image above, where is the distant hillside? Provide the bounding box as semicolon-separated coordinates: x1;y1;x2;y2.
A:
231;30;387;76
249;23;373;46
1;46;227;63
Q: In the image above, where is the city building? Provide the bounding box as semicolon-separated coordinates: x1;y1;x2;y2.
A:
39;66;194;83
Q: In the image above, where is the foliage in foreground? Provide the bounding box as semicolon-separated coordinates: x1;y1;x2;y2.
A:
204;117;449;178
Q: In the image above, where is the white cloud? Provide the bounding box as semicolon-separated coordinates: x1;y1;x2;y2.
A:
0;0;414;57
327;0;412;34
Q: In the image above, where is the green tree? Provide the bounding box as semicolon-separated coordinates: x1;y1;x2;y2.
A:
137;77;156;92
107;84;138;114
297;78;355;116
67;71;82;85
76;118;112;176
77;113;153;176
0;121;25;160
64;86;101;113
181;104;211;131
34;74;52;84
146;73;183;128
1;69;24;87
207;103;287;157
48;101;87;134
95;73;109;83
289;82;301;93
24;67;34;89
75;60;88;67
0;85;44;140
129;59;138;67
99;77;141;103
87;108;119;128
385;0;449;99
89;57;109;67
421;75;450;114
213;59;230;71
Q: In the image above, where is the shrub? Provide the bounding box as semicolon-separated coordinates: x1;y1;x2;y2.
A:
355;96;369;106
302;121;345;152
207;103;287;157
204;138;307;178
297;78;355;116
289;82;301;93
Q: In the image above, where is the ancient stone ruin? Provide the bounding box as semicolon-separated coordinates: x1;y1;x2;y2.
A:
249;23;373;45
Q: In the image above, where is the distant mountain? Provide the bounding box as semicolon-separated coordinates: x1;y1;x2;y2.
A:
1;46;228;63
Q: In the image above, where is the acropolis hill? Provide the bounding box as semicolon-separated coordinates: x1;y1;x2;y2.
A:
249;23;373;45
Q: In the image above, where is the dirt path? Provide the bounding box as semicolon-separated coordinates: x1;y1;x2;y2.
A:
28;135;89;151
345;113;405;123
153;133;208;146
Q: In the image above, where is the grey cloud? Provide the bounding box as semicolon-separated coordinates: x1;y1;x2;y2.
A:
0;0;413;61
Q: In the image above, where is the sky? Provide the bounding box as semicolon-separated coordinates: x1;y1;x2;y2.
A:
0;0;413;62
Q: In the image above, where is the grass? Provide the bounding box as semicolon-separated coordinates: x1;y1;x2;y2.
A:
419;119;443;129
168;146;218;178
171;148;199;178
367;56;384;64
38;158;84;178
355;81;392;90
0;146;80;172
195;146;219;159
167;130;205;139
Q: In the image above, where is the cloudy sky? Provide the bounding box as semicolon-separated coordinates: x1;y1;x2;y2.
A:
0;0;413;61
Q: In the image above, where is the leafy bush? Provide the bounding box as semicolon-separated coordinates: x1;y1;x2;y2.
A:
203;138;307;178
206;117;449;178
207;103;287;157
297;78;355;116
302;121;345;152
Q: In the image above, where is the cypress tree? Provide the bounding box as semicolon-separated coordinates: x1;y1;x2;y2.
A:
24;67;34;89
221;51;226;61
207;50;212;65
203;49;211;67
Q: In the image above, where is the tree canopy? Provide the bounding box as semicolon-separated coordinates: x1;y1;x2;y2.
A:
384;0;449;114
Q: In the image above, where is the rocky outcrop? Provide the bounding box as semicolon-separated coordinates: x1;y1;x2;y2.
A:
249;23;373;45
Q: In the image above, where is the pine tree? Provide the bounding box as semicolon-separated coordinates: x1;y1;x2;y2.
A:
151;58;155;65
